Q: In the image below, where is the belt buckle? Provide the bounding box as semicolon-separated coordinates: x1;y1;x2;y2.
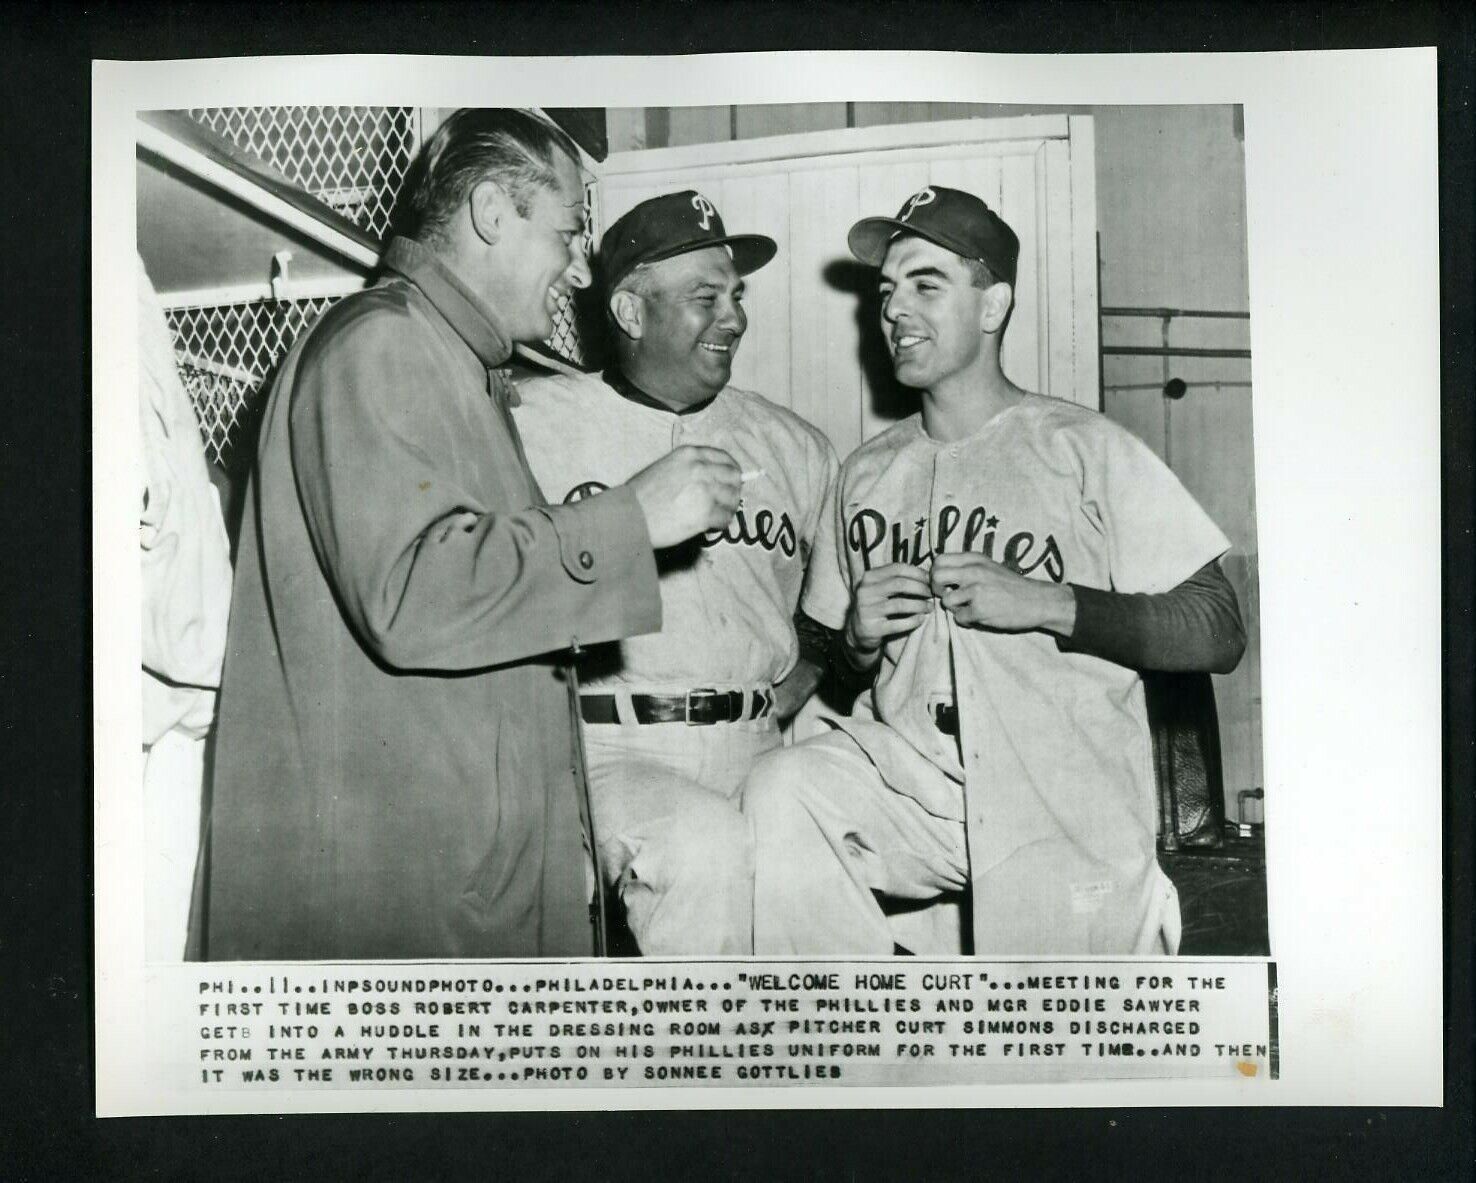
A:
753;688;774;719
685;687;720;726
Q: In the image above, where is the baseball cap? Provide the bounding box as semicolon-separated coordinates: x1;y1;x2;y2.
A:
848;186;1019;286
600;190;777;294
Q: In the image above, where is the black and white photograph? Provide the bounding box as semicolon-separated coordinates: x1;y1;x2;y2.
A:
93;50;1441;1114
137;100;1264;966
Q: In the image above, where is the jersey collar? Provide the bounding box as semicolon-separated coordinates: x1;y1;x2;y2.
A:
382;236;513;370
602;365;719;417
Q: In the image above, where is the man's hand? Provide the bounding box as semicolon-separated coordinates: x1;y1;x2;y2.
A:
844;563;933;668
625;445;742;549
929;552;1076;635
771;657;823;723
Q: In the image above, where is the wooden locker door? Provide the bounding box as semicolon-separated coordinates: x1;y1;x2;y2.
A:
597;115;1100;462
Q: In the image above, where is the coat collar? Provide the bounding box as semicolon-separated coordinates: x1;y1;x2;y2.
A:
382;237;513;370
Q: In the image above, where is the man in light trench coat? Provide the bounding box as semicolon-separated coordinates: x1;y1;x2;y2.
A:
205;109;742;959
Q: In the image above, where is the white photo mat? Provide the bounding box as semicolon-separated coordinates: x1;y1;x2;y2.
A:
94;49;1441;1114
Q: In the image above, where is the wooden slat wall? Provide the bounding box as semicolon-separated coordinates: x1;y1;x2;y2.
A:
720;173;791;405
999;150;1040;395
856;156;929;444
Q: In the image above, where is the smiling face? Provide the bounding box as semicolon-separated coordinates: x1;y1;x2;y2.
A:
624;246;747;407
877;234;993;391
490;151;592;343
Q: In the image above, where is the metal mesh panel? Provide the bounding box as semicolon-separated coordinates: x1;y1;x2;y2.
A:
528;175;601;369
547;291;586;367
164;108;594;464
166;297;341;470
186;106;417;239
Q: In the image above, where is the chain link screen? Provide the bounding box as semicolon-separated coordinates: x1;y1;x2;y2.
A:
539;177;601;368
166;297;341;471
186;106;418;239
166;107;593;469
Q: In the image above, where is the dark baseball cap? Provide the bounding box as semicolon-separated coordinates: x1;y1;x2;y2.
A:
600;190;777;294
848;186;1019;285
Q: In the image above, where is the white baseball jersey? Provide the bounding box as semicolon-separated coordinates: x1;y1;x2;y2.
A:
513;371;838;693
801;392;1230;953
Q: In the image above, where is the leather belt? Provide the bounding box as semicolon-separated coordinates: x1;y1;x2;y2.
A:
933;702;960;737
580;688;774;726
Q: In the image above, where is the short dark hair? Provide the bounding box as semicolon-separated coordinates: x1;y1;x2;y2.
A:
391;108;582;245
887;230;1002;292
605;264;657;363
964;257;1001;290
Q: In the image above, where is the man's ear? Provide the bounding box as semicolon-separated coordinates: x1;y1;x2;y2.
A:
468;179;515;246
979;280;1014;334
609;289;645;341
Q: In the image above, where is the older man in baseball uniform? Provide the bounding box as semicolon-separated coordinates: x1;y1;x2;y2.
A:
514;191;838;954
745;186;1246;956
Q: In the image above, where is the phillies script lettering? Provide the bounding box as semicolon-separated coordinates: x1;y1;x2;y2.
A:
564;482;797;558
846;505;1065;581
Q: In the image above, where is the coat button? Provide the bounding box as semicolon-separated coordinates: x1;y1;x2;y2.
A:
578;550;594;570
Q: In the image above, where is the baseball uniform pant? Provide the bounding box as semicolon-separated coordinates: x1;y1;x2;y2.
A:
144;728;207;962
584;710;780;956
744;730;971;955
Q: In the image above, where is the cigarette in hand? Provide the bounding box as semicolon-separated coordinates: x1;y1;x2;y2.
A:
740;468;767;483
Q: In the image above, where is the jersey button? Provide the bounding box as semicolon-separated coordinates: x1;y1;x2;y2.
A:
578;550;594;570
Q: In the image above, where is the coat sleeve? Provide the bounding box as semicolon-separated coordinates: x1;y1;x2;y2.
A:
288;298;661;672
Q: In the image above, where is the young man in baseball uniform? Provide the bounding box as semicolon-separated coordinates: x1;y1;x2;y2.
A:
514;192;839;955
745;186;1246;956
